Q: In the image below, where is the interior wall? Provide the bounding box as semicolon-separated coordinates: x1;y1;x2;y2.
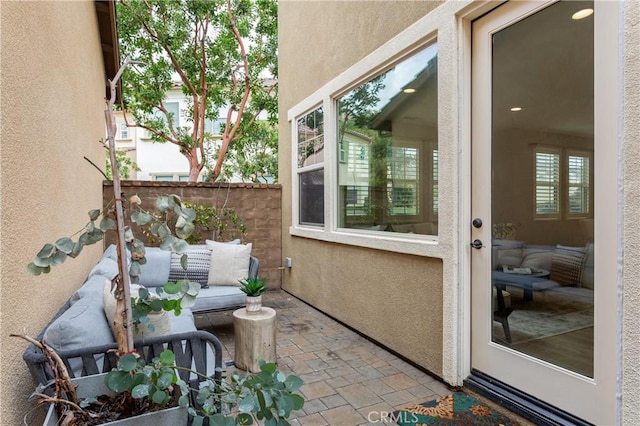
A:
279;1;445;376
0;2;106;424
493;128;593;246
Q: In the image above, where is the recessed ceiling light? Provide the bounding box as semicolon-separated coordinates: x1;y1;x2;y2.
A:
510;107;522;112
572;8;593;20
403;88;416;94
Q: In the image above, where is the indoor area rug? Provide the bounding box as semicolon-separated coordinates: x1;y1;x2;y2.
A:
393;392;518;425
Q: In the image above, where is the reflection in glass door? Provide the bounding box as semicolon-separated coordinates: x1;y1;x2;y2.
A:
470;0;618;423
489;0;594;377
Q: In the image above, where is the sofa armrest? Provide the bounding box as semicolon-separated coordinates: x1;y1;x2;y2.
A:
23;330;223;392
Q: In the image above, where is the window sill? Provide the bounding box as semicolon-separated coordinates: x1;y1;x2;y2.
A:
288;225;442;258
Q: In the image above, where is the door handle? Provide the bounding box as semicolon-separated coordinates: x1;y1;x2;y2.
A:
470;239;485;249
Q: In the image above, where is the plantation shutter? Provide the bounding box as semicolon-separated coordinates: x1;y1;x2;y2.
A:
568;154;590;214
535;151;560;215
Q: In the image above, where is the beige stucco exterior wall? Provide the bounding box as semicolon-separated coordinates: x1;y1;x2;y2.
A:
1;2;106;424
622;1;640;424
280;1;640;422
279;1;445;377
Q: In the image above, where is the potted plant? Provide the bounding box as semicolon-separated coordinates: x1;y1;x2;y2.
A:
239;277;267;313
17;58;203;424
19;58;305;424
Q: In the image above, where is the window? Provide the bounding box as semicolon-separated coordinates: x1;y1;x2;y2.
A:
153;173;191;182
119;123;129;139
336;43;438;234
296;107;324;226
165;102;180;128
535;147;591;218
204;117;226;136
535;148;561;216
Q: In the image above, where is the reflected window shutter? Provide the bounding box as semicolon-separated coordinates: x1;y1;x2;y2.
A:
535;151;560;215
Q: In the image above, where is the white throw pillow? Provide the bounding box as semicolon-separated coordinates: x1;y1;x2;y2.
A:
103;281;172;340
206;240;252;286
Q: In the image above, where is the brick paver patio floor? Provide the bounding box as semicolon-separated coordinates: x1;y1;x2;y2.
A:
194;290;530;425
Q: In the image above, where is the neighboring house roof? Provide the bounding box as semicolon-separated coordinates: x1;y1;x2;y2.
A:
369;56;438;132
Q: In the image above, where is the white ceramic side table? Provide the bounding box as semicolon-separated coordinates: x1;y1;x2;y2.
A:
232;307;276;372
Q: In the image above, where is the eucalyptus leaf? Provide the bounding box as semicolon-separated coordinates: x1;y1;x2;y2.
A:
180;253;188;270
99;217;116;231
149;299;164;311
152;389;168;405
155;196;170;212
157;223;171;239
131;211;153;225
88;209;101;220
239;395;258;413
163;281;181;295
284;375;303;392
159;350;176;365
32;255;52;268
170;238;189;253
55;237;75;254
129;261;141;277
179;395;190;407
69;241;83;258
36;243;56;259
176;221;195;239
119;354;138;372
26;262;43;276
131;384;150;399
180;293;197;309
157;372;175;389
50;249;67;266
106;370;133;393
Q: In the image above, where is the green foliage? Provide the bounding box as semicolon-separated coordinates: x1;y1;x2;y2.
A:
238;277;267;297
106;150;141;180
184;201;247;244
130;280;201;331
187;360;304;425
218;120;278;183
116;0;278;181
105;350;186;408
27;195;196;281
105;354;305;425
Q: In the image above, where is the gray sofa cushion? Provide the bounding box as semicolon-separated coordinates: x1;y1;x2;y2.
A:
70;274;109;304
43;292;114;376
191;286;245;313
138;247;171;287
88;257;119;281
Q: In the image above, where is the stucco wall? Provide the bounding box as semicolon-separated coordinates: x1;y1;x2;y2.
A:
622;1;640;424
0;2;106;424
279;1;445;376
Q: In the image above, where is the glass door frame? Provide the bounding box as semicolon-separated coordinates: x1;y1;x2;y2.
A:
467;1;619;424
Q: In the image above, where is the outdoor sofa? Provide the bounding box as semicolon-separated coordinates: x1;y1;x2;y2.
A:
23;241;258;389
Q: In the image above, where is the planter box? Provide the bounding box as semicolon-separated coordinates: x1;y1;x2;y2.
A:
44;373;188;426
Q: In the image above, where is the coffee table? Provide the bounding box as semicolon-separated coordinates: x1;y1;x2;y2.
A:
493;269;550;301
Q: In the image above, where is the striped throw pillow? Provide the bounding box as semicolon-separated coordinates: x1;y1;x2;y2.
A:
168;245;211;287
549;245;586;286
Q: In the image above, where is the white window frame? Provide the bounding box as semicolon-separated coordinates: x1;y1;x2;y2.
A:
288;35;444;258
119;123;130;140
